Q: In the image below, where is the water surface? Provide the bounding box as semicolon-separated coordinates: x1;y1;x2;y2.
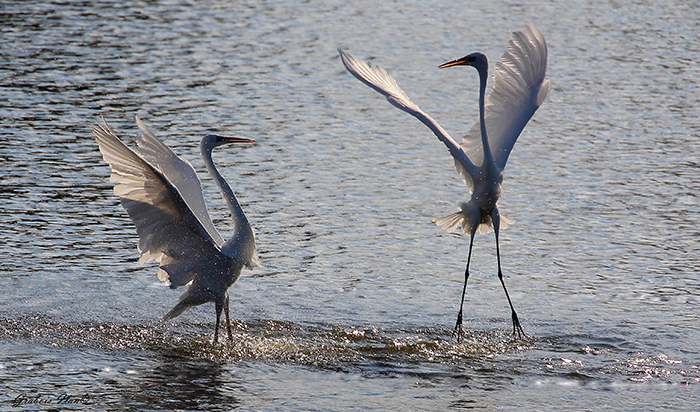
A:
1;0;699;410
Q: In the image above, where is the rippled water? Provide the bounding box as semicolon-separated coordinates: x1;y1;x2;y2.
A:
2;0;700;410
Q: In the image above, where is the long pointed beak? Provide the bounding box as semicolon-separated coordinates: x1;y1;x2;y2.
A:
438;57;470;69
222;136;256;144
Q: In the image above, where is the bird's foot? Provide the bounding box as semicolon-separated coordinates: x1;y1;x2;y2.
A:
452;324;464;343
226;322;233;341
511;311;526;340
452;313;464;342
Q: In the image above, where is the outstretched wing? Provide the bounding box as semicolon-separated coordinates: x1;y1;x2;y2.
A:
132;116;225;248
339;48;478;192
461;23;550;170
93;119;220;289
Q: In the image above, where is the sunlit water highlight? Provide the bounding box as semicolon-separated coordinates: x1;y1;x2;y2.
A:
1;315;529;365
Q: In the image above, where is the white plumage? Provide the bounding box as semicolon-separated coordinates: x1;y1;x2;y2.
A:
339;24;549;338
94;117;259;342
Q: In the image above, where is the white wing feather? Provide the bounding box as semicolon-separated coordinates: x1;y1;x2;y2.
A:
93;120;220;288
339;48;478;192
132;116;225;248
460;23;550;170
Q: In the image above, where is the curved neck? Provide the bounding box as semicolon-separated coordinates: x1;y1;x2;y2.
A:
477;65;493;162
201;145;250;231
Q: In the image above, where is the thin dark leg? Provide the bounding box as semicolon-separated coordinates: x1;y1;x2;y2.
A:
454;233;475;342
494;229;525;339
224;294;233;341
214;301;223;343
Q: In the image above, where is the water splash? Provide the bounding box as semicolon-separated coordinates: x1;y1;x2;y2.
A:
0;315;530;366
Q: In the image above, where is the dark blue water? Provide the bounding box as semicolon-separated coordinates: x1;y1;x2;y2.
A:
2;0;699;410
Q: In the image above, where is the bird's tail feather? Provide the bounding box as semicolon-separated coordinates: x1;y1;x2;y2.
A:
499;213;515;231
162;300;191;321
432;212;466;234
432;211;514;235
161;286;207;321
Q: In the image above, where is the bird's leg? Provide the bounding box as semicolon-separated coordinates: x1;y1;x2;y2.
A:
224;293;233;341
492;211;525;339
214;300;223;343
454;233;475;342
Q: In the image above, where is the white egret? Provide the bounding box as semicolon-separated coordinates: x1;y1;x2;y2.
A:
339;23;550;339
93;116;260;342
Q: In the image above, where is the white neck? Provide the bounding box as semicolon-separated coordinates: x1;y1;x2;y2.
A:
201;144;251;237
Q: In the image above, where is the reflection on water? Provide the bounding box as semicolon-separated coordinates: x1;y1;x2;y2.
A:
115;356;239;410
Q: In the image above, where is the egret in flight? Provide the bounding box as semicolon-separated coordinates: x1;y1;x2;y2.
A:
339;23;550;339
93;116;260;342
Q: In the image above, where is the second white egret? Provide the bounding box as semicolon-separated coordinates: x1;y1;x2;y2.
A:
339;24;550;339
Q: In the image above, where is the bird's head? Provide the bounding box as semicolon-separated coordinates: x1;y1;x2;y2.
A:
201;134;256;150
438;52;488;72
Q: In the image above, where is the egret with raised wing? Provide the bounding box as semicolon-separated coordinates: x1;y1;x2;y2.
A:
93;116;260;342
339;24;550;339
